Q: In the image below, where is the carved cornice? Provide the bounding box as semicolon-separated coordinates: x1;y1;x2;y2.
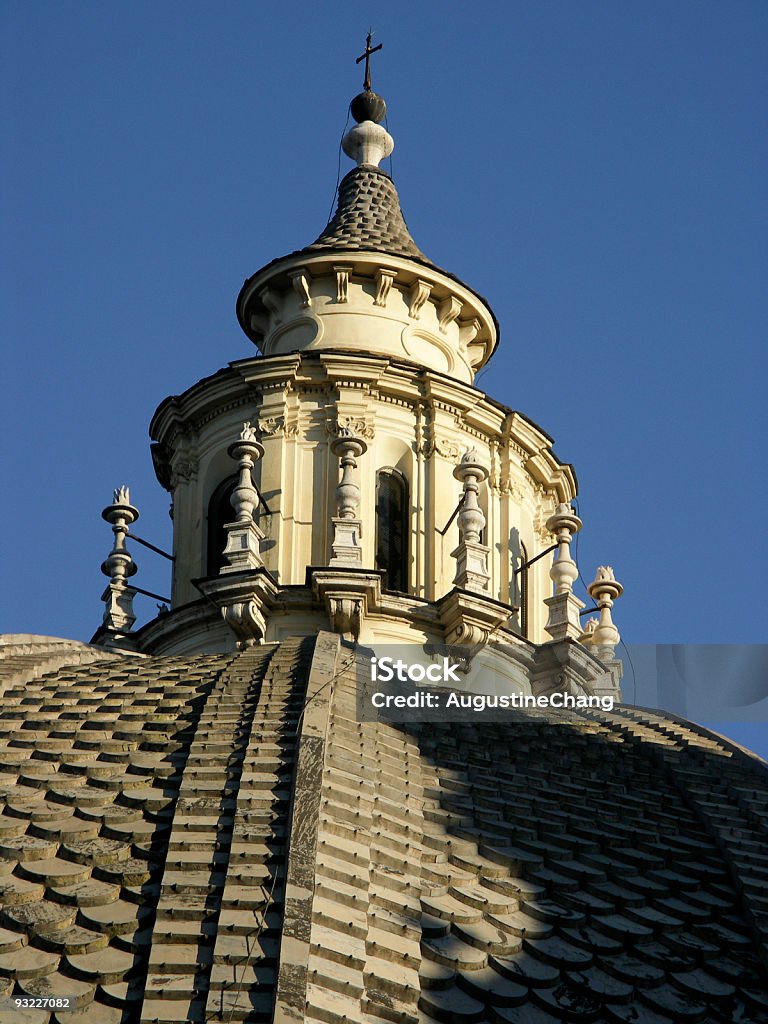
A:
193;395;255;434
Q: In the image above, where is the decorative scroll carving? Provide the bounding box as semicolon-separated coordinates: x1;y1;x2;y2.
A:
223;599;268;647
289;270;311;308
257;416;285;436
312;570;382;642
374;268;397;307
505;482;525;503
408;280;432;320
421;437;462;460
328;416;375;440
259;286;282;325
446;619;492;649
458;317;481;350
169;456;197;489
326;595;364;639
197;571;279;650
436;589;514;663
333;265;353;304
534;501;557;544
438;296;463;334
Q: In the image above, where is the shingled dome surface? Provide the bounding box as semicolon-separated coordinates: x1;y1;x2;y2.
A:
303;166;431;263
1;635;767;1023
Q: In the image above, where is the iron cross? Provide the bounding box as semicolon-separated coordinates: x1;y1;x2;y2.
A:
356;31;382;92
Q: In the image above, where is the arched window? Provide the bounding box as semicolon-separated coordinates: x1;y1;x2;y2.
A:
375;469;408;592
206;475;238;576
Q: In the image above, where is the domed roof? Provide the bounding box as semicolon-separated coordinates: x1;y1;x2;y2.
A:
1;634;766;1021
303;165;431;264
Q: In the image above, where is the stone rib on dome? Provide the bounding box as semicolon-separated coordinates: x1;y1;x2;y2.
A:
303;165;431;262
1;633;767;1021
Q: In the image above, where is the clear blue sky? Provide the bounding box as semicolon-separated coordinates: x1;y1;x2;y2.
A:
2;4;766;745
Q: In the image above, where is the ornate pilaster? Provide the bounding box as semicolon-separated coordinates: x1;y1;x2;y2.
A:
543;502;584;641
100;487;139;633
329;429;367;568
451;449;490;593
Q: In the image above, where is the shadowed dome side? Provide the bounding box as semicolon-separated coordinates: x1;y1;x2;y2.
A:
302;165;432;263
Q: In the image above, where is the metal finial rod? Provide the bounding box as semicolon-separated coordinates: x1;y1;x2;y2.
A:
356;30;382;92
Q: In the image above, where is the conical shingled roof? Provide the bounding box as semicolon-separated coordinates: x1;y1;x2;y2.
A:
303;165;431;263
1;635;767;1022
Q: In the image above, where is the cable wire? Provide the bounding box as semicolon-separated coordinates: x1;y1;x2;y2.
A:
225;861;283;1022
572;496;591;599
573;497;635;702
384;112;394;179
327;109;351;226
619;637;638;705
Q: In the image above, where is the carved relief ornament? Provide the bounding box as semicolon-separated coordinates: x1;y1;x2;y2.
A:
257;416;285;436
327;416;375;440
374;268;397;307
408;280;432;320
421;437;462;460
169;456;197;489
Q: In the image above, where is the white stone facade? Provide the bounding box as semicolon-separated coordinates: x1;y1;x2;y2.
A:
148;345;576;652
238;253;496;384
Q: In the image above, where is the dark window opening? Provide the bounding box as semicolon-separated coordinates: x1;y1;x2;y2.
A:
375;469;408;592
519;541;529;639
206;475;238;576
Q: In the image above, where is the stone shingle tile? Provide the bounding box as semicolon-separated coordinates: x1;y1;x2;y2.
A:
4;640;768;1022
305;167;430;263
0;942;60;979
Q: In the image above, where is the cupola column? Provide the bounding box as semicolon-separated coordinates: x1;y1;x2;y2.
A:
587;566;624;658
451;450;491;594
100;487;139;633
329;428;367;568
543;502;585;641
221;423;265;574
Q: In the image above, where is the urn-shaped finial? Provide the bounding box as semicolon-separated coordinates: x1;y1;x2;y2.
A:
587;566;624;654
